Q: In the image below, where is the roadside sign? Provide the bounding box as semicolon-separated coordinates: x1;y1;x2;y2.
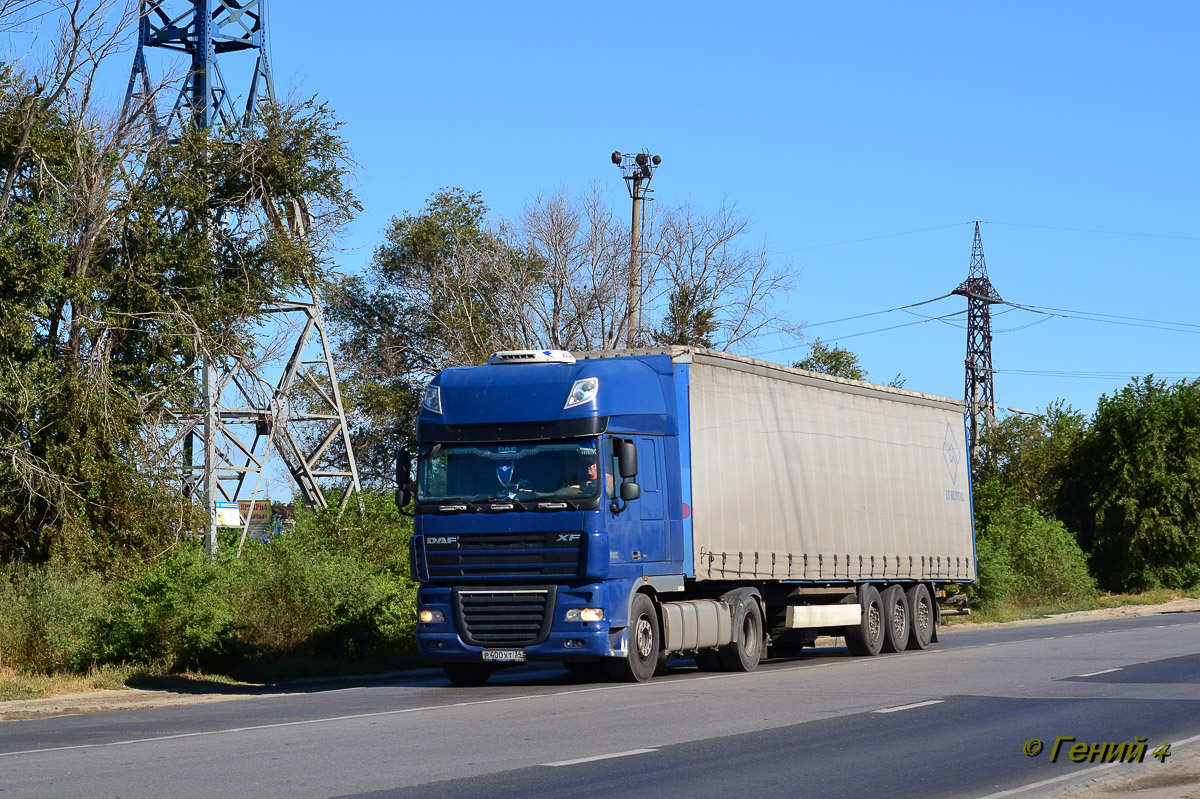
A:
215;501;241;527
238;500;272;524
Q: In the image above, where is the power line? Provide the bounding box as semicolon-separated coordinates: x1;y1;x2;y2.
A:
1010;303;1200;330
752;297;964;358
987;221;1200;242
1002;301;1200;334
806;293;953;329
777;222;972;254
992;316;1053;334
995;368;1200;380
833;311;967;341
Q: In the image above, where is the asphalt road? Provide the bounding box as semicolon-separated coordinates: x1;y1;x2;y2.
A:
2;611;1198;799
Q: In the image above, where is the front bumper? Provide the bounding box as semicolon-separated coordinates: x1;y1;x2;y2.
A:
415;582;630;662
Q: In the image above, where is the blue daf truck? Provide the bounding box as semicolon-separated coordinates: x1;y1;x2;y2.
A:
398;347;976;684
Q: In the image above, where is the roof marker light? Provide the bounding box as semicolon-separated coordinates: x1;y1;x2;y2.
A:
488;349;576;365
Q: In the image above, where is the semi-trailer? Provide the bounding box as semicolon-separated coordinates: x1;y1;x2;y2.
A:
400;347;976;684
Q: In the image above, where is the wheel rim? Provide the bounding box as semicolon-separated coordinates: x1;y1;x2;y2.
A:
892;600;907;639
917;597;931;636
868;603;881;641
742;612;760;657
634;616;654;660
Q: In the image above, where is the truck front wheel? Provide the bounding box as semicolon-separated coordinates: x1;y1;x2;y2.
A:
607;593;660;683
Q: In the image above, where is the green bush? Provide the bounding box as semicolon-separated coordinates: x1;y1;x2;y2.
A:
88;492;417;673
94;547;241;670
0;564;108;672
971;481;1096;610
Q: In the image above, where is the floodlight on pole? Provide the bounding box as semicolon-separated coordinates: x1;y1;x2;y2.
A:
611;150;662;349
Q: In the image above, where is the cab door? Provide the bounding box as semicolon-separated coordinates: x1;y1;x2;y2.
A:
605;435;667;564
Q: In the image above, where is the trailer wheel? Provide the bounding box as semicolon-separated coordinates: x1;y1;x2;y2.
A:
844;585;884;656
880;584;910;654
719;598;764;672
606;593;660;683
905;583;934;650
443;662;493;686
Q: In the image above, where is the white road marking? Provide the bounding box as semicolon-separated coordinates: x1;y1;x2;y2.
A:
970;733;1200;799
0;685;632;758
874;700;944;714
541;748;658;767
1076;667;1122;677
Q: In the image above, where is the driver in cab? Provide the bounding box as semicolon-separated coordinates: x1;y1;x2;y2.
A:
558;457;601;498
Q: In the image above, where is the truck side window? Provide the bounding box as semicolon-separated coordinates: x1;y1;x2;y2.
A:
606;436;621;498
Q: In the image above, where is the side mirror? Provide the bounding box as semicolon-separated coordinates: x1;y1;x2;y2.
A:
619;481;641;502
616;438;638;479
395;449;413;511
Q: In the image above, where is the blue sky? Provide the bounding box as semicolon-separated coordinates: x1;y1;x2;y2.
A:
31;0;1184;427
250;2;1200;418
11;1;1185;501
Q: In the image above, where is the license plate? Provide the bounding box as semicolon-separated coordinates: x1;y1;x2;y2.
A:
482;649;526;663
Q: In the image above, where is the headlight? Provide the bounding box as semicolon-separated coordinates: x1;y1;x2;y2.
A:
565;608;605;622
564;378;599;409
422;384;442;414
418;609;445;623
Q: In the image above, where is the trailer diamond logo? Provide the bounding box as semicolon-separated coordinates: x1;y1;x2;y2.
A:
943;422;961;485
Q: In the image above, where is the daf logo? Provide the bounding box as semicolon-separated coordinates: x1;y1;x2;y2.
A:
557;534;582;542
427;536;458;545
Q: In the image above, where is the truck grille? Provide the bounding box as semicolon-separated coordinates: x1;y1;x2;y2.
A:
455;588;555;647
424;532;584;580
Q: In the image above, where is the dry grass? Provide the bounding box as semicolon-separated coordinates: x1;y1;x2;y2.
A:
0;664;152;701
946;588;1200;625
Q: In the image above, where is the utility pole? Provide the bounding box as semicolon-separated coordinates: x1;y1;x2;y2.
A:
125;1;362;555
951;221;1003;463
611;150;662;349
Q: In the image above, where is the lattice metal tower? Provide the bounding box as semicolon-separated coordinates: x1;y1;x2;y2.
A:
125;1;361;554
951;221;1003;461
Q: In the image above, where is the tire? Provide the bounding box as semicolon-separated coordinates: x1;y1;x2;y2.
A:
694;649;723;671
606;593;660;683
880;584;910;654
443;662;493;686
843;584;884;657
718;598;764;672
905;583;935;650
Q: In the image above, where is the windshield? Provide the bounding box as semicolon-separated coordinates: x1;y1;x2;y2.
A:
417;440;601;503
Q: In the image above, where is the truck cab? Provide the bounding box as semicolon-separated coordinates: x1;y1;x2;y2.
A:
408;349;688;684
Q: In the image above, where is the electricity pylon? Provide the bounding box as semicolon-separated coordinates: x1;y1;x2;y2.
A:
951;221;1003;463
124;1;362;554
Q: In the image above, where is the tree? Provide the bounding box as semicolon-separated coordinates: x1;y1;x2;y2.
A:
793;339;868;381
0;4;358;568
652;284;717;347
972;401;1087;516
327;187;801;485
323;188;513;486
645;200;799;351
1064;377;1200;591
